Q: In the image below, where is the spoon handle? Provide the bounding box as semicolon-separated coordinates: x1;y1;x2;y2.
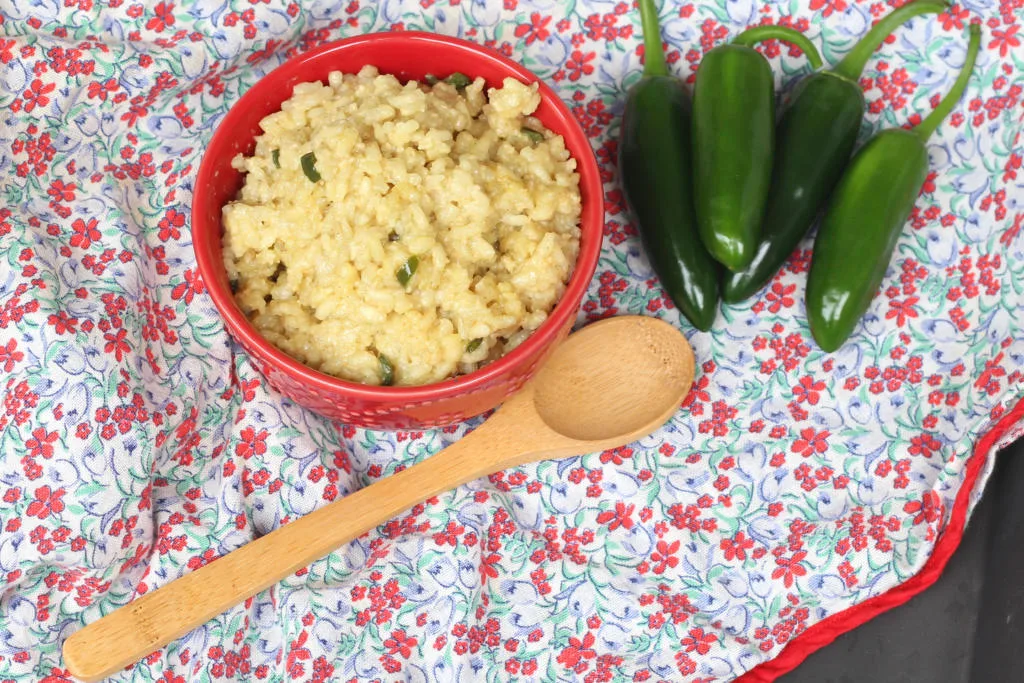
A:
63;430;498;682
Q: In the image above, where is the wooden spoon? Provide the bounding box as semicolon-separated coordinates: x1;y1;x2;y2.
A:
62;314;695;682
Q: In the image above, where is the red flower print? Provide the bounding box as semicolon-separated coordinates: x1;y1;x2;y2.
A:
680;627;717;655
792;376;826;405
158;208;185;241
87;78;118;101
720;531;754;561
0;39;14;64
771;550;808;587
235;426;268;459
47;311;79;335
22;78;55;113
599;445;633;465
146;2;176;32
480;553;501;582
682;374;710;409
556;631;596;670
245;39;283;66
26;428;58;459
383;629;418;659
565;50;595;81
69;217;100;249
26;486;66;519
676;652;696;675
765;282;795;313
974;353;1006;391
596;501;634;531
187;548;217;570
809;0;847;19
651;539;679;574
1001;214;1022;247
432;521;464;546
0;338;24;371
37;668;73;683
286;631;311;678
909;433;941;458
904;491;943;525
121;102;149;126
171;268;204;304
939;4;969;30
514;12;551;45
47;179;76;202
791;428;830;457
103;328;131;361
989;25;1020;58
886;296;919;326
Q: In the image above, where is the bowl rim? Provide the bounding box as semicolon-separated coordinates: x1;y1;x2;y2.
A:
193;30;604;403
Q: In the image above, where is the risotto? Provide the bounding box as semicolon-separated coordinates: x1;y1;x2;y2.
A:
221;66;582;387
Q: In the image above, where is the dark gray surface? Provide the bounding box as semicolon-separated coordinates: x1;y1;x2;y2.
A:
779;439;1022;683
969;445;1024;683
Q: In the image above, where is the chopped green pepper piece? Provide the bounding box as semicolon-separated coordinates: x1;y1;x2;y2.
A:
424;74;439;85
466;338;483;353
521;127;544;144
396;255;419;287
378;354;394;386
272;149;280;168
300;152;320;182
445;72;472;91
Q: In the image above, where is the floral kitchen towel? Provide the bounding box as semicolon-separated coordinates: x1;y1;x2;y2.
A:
1;0;1022;681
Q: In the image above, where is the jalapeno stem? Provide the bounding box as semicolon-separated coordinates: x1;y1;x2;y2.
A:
831;0;950;82
732;25;824;70
913;23;981;143
638;0;669;77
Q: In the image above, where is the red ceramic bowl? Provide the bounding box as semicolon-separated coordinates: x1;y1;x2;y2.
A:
192;31;604;430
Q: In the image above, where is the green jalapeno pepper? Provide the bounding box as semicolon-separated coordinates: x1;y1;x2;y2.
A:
723;0;949;303
618;0;721;331
806;23;981;352
691;25;822;272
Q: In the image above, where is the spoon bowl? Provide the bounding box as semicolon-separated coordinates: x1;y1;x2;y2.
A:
532;315;695;441
62;315;695;682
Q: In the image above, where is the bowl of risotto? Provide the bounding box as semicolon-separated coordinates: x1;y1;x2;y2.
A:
192;31;603;429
